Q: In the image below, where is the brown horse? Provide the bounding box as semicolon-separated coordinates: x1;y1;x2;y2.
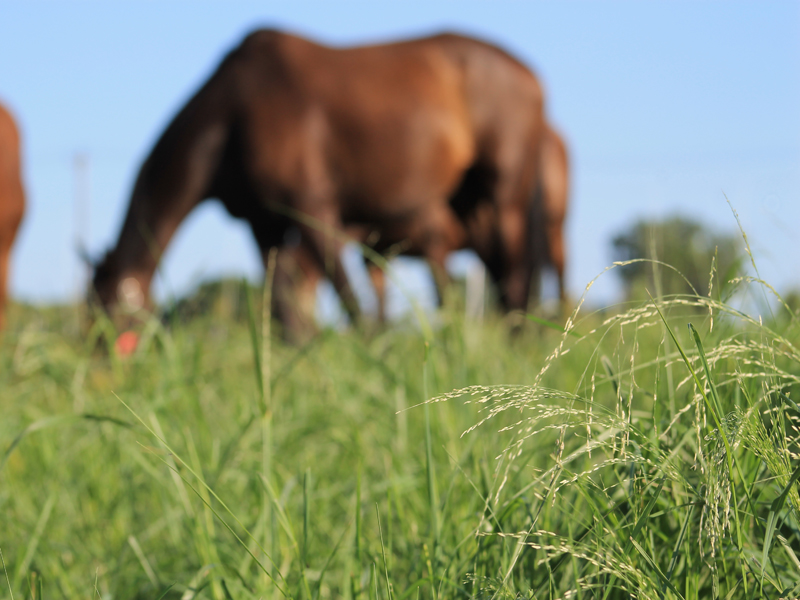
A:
0;102;25;331
92;29;545;338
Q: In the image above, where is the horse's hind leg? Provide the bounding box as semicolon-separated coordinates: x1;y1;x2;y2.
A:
487;150;541;314
367;262;387;323
406;202;467;309
294;201;361;323
485;130;543;314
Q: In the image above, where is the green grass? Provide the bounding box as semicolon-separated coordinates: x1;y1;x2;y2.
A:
1;271;799;599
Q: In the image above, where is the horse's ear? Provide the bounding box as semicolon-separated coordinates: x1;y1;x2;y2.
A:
76;242;96;269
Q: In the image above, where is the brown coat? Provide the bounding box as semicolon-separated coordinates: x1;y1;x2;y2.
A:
0;102;25;330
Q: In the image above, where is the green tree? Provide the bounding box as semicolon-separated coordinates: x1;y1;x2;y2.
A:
611;215;743;301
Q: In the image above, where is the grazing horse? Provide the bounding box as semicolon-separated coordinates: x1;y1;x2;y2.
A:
0;102;25;331
92;29;545;340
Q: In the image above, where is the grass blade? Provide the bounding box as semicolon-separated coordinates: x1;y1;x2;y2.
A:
156;583;175;600
687;324;723;420
665;503;694;586
524;314;579;337
244;280;265;411
1;548;14;600
761;462;800;589
13;492;56;589
314;518;352;600
376;504;392;600
127;535;159;589
628;537;685;599
769;461;800;515
301;469;312;600
623;477;665;555
423;342;438;550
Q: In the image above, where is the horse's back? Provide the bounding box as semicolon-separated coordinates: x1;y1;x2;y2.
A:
227;30;542;206
229;28;541;123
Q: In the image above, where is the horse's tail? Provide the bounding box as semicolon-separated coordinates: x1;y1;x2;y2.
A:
527;177;548;307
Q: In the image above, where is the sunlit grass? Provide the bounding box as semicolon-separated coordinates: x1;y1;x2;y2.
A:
1;266;799;599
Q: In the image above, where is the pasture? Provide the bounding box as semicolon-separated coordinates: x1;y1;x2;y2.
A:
1;271;799;599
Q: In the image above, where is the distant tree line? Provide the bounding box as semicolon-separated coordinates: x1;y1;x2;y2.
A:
612;215;743;302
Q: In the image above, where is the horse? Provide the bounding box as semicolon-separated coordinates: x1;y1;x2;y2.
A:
92;29;545;341
0;102;25;331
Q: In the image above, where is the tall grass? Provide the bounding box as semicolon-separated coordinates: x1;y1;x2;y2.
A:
430;268;800;598
1;265;799;599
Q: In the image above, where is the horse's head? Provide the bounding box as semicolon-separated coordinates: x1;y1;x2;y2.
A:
86;249;148;356
89;248;147;313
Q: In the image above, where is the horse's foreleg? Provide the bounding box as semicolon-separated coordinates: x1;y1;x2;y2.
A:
296;205;361;323
273;243;322;344
367;263;387;323
417;204;466;308
0;203;23;331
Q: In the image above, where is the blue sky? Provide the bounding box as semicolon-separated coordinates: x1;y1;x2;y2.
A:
1;1;798;311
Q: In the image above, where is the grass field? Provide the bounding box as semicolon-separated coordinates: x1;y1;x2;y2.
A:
1;268;799;599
